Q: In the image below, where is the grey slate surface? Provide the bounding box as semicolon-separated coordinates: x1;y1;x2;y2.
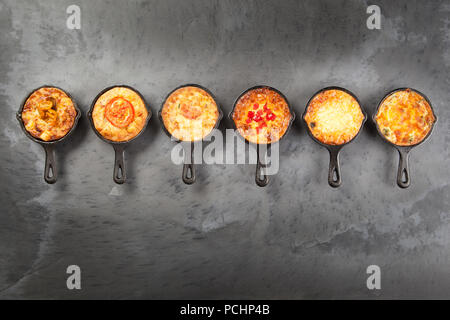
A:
0;0;449;299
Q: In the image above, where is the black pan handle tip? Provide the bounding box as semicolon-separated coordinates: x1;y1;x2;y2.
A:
182;142;196;184
113;144;126;184
43;144;57;184
255;162;269;187
255;144;269;187
182;163;196;184
328;148;341;188
397;148;411;188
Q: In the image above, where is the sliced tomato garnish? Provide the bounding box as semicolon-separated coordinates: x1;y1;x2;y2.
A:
181;103;202;120
105;97;135;128
253;103;259;110
266;112;276;121
254;114;262;122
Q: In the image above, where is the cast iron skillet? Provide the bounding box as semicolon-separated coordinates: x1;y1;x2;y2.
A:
158;84;223;185
302;86;367;188
229;85;296;187
373;88;437;188
16;85;81;184
87;85;151;184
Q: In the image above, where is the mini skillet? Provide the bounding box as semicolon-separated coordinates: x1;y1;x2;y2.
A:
158;84;223;185
373;88;437;188
87;85;151;184
303;86;367;188
229;85;296;187
17;85;81;184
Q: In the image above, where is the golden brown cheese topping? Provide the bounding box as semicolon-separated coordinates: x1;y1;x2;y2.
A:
161;86;219;141
21;87;77;141
232;87;292;144
92;87;148;142
375;89;435;146
304;89;364;145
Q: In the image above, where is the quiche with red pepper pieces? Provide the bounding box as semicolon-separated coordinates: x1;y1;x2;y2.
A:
304;89;364;145
92;87;148;142
232;87;292;144
161;86;219;141
375;89;435;146
21;87;77;141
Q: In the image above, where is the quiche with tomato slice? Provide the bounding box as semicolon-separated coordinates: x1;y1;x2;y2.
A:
161;86;219;141
304;89;364;145
92;87;148;142
375;89;436;146
232;87;292;144
21;87;77;141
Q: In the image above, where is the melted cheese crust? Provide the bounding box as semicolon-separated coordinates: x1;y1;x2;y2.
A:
22;87;77;141
375;89;435;146
304;89;364;145
232;88;292;144
92;87;148;142
161;86;219;141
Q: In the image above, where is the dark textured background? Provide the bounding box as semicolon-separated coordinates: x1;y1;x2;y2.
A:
0;0;449;299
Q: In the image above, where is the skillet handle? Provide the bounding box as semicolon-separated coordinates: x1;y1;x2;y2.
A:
182;142;196;184
397;148;411;188
43;144;57;184
113;144;126;184
328;148;341;188
255;144;269;187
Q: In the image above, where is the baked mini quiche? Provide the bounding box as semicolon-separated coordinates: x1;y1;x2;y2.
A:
304;89;364;145
375;89;436;146
92;87;148;142
161;86;219;141
21;87;77;141
232;87;292;144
